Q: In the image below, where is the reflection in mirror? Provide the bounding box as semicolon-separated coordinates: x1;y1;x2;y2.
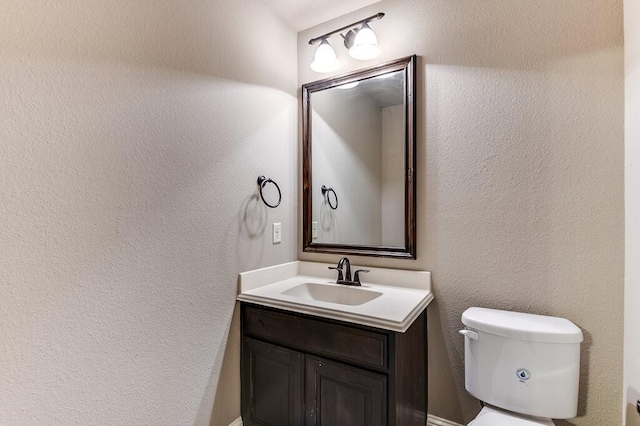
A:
302;56;416;258
312;70;405;246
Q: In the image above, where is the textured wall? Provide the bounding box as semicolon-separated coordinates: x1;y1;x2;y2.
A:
0;1;297;424
298;1;625;424
624;0;640;424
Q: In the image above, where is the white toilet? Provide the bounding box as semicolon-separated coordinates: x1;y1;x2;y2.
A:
460;307;584;425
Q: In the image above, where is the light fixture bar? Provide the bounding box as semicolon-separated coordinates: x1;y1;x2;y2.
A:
308;13;385;45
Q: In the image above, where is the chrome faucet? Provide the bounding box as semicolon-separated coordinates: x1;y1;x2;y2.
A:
328;257;369;286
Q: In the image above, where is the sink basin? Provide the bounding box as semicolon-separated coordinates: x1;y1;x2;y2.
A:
282;283;382;306
237;261;433;332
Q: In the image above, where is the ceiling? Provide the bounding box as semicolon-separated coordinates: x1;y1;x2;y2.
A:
263;0;382;31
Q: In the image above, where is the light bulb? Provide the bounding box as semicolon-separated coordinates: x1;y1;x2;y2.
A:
348;23;381;60
310;39;340;73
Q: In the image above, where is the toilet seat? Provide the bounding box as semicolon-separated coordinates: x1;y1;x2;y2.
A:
469;405;555;426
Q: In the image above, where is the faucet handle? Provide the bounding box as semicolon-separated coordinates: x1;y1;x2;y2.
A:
328;266;344;282
353;269;370;285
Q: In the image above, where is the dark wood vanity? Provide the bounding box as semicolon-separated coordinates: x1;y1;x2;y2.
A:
240;303;427;426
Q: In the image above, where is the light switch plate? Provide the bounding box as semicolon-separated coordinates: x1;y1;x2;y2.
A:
272;223;282;244
312;221;318;239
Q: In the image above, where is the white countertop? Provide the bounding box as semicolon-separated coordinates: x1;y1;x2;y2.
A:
237;261;433;332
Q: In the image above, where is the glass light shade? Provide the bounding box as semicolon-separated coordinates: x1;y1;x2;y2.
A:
348;23;381;60
310;39;340;73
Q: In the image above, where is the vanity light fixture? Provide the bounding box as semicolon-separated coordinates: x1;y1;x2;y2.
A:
348;23;381;60
308;12;384;73
310;39;340;73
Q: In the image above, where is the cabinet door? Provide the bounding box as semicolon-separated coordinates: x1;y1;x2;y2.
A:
242;337;304;426
305;356;387;426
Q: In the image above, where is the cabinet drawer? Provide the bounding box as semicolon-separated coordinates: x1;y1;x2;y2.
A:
242;304;388;369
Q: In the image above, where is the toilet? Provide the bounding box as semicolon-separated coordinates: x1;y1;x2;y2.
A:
460;307;584;425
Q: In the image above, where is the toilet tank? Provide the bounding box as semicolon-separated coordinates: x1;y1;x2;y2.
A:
461;307;583;419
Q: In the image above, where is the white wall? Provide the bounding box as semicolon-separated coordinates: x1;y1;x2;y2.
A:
624;0;640;424
311;89;383;245
381;104;405;246
0;1;297;424
298;1;624;424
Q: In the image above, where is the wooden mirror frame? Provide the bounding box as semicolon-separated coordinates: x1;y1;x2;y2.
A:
302;55;417;259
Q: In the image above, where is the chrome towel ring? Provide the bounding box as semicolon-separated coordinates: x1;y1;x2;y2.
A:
257;176;281;208
321;185;338;210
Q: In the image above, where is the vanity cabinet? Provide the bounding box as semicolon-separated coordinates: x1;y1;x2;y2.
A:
242;338;304;425
240;303;427;426
305;355;387;426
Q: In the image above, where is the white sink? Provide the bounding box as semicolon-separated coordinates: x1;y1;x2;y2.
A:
282;282;382;306
237;261;433;332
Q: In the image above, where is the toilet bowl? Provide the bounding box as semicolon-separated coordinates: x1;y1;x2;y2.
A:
469;405;554;426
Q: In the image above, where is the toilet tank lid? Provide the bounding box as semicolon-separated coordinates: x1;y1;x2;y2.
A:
462;307;583;344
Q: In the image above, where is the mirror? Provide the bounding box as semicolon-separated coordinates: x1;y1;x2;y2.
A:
302;55;416;259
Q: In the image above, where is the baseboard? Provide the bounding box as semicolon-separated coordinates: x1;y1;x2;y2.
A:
427;413;465;426
229;414;462;426
228;417;243;426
